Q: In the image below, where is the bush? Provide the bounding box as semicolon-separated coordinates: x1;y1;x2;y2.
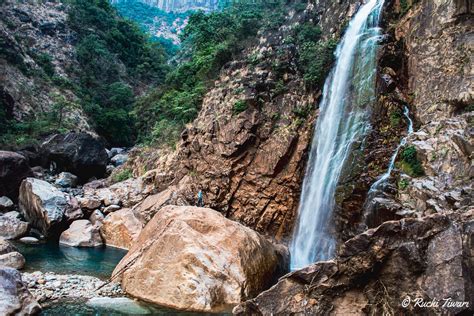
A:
233;100;248;114
400;145;424;177
32;53;55;77
298;40;337;89
112;168;133;183
398;178;409;190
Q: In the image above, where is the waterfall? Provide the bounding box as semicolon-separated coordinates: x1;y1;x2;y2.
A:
360;106;413;228
290;0;386;270
367;106;414;194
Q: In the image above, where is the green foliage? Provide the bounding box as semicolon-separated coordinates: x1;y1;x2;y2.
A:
112;168;133;183
399;0;420;16
292;104;311;119
398;178;410;190
400;145;424;177
295;22;337;89
113;0;185;55
233;100;248;115
389;108;402;127
32;52;55;77
134;1;284;145
64;0;169;146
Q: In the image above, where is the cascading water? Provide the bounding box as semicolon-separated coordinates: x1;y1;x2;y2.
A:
360;106;413;228
290;0;386;270
367;106;414;194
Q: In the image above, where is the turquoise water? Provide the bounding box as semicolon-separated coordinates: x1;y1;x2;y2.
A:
13;241;127;279
41;299;224;316
14;241;231;315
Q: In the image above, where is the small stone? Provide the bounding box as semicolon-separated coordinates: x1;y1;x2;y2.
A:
103;205;120;214
0;196;14;212
55;172;79;188
37;279;45;285
19;236;40;244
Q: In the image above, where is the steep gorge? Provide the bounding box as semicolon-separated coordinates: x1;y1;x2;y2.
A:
0;0;472;314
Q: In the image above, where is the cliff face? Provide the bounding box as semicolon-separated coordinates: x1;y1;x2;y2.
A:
235;0;474;314
124;0;361;241
0;1;91;131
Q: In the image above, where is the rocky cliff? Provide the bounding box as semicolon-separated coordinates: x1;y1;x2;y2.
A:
121;0;363;241
235;0;473;314
0;1;91;132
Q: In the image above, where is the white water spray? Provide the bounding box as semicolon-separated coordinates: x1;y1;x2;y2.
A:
290;0;386;270
367;106;414;194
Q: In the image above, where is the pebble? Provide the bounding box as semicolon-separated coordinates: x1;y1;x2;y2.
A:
22;271;124;302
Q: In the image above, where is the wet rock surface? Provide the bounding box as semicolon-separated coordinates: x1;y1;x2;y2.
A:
235;211;474;315
113;206;289;313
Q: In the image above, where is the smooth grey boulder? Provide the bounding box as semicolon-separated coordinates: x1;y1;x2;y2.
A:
19;178;70;236
0;215;29;240
18;237;40;245
111;154;128;167
0;267;41;315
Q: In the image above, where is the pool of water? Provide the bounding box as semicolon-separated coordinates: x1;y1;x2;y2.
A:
41;298;226;316
13;241;127;279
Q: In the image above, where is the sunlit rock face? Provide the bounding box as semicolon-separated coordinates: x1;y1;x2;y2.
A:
113;206;289;313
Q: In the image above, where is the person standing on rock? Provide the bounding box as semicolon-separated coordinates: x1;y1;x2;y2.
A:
197;190;204;207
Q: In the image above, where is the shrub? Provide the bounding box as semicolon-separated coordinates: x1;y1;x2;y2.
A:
398;178;409;190
400;145;424;177
32;53;55;77
233;100;248;114
112;168;133;183
389;109;402;127
299;40;337;89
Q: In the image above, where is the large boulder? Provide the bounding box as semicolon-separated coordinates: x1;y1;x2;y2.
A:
235;211;474;315
19;178;78;236
0;238;18;255
0;267;41;315
100;208;142;250
0;215;29;239
41;132;108;181
112;206;288;312
0;252;25;270
59;219;103;247
0;151;32;201
0;237;25;269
